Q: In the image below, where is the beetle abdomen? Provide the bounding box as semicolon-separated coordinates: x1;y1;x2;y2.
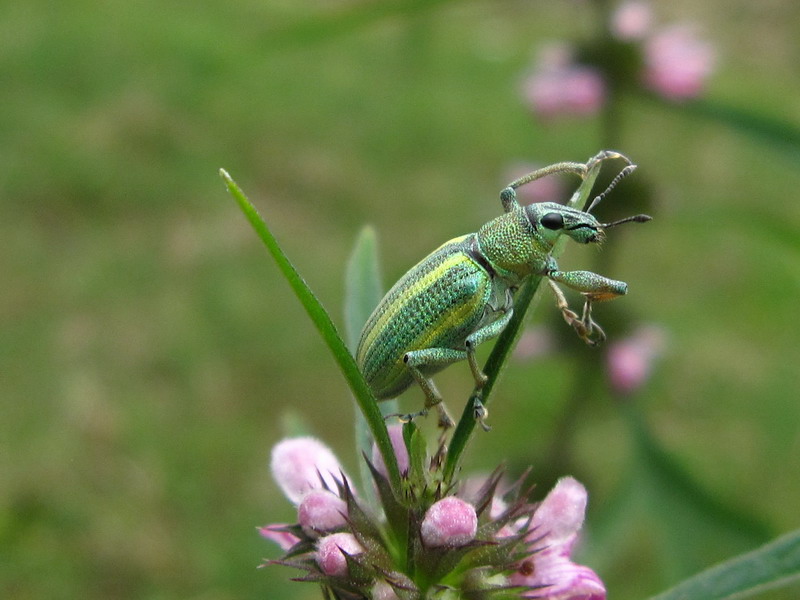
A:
356;234;493;400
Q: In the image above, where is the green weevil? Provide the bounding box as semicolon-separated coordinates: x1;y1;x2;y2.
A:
356;151;650;429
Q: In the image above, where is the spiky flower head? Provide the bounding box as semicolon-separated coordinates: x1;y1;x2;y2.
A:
261;426;605;600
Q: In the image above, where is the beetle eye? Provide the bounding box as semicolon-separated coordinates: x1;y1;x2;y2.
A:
540;212;564;230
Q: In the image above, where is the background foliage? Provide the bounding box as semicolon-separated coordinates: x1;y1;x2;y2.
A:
1;1;799;599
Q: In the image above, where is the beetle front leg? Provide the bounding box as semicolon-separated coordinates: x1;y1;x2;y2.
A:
547;270;627;346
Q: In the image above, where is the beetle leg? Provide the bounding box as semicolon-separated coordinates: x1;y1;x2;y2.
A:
547;277;613;346
548;269;628;299
579;297;606;346
502;162;589;212
548;279;581;330
465;306;514;388
472;397;491;432
403;348;466;429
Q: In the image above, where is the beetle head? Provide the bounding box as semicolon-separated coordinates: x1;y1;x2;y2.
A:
525;203;605;246
525;202;652;248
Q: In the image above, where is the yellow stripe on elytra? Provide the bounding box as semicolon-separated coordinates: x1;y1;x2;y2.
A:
413;279;485;351
359;239;471;361
431;234;470;254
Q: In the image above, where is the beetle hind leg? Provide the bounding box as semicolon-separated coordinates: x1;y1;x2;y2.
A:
403;348;465;429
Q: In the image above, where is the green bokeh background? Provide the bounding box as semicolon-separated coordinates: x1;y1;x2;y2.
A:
2;1;799;598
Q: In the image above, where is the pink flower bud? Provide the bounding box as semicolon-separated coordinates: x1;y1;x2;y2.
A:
371;580;401;600
643;25;716;101
270;437;346;505
372;424;410;478
315;532;364;577
298;489;348;538
610;1;653;41
420;497;478;548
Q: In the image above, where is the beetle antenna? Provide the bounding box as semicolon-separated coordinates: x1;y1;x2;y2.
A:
602;214;652;228
587;164;637;213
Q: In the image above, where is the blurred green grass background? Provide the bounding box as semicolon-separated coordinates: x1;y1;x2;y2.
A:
1;1;799;598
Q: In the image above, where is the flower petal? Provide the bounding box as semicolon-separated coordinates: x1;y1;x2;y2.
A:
531;477;587;547
270;437;346;505
258;524;301;551
511;549;606;600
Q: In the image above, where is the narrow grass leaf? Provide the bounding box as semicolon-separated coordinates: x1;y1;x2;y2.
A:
647;529;800;600
220;169;401;489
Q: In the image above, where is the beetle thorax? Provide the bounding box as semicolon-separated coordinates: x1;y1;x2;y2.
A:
476;210;549;283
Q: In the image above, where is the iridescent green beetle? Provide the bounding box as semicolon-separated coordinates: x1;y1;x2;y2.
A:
356;151;650;429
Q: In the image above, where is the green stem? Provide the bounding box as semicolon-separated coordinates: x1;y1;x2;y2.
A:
443;152;617;482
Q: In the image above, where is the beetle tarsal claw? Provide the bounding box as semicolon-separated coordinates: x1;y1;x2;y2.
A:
473;397;491;432
557;299;607;346
386;409;428;424
435;404;455;430
576;301;606;346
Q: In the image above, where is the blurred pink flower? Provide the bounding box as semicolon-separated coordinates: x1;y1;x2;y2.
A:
610;1;653;41
511;477;606;600
643;24;716;101
606;325;666;395
523;45;606;120
513;326;556;361
262;437;353;554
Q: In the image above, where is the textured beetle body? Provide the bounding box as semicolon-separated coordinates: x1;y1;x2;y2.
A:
357;233;511;400
356;153;649;428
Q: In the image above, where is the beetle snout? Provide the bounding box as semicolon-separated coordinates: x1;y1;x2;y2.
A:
587;230;605;244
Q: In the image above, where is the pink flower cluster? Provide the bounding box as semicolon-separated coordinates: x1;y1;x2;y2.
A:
641;24;716;101
261;431;606;599
523;1;716;119
522;44;607;121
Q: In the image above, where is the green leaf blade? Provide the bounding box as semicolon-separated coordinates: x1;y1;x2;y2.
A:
220;169;401;490
647;529;800;600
